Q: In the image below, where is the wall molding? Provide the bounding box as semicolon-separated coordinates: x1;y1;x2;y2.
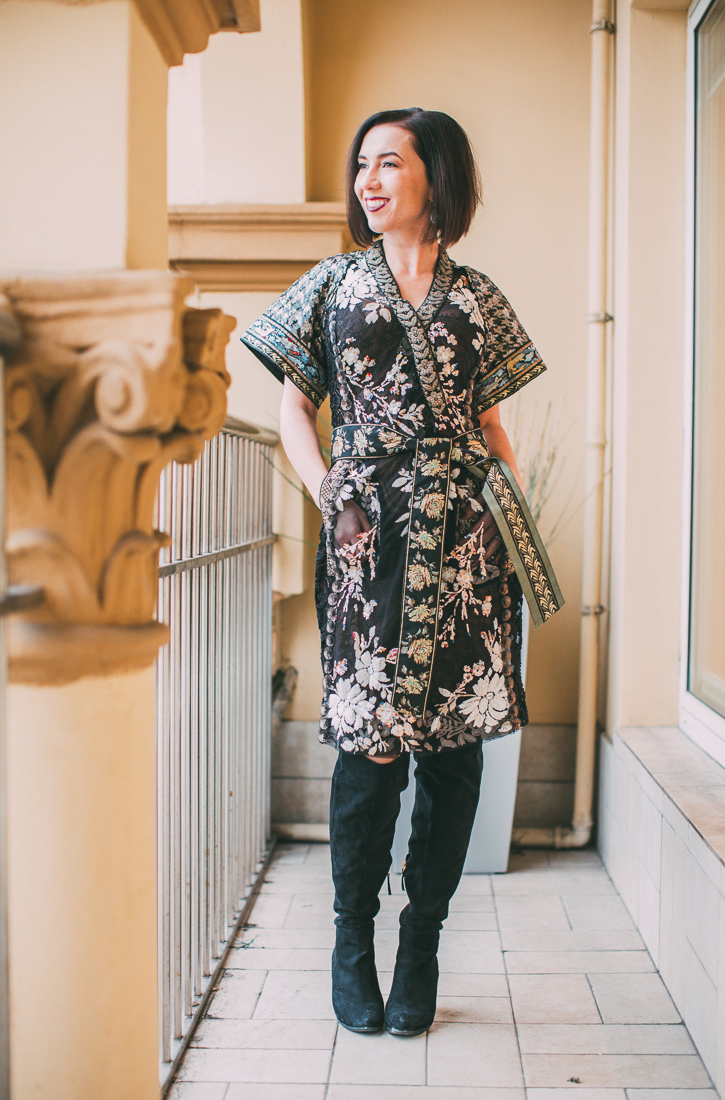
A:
134;0;260;66
630;0;688;9
169;203;352;292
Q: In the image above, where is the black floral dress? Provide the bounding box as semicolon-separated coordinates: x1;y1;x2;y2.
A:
242;240;562;756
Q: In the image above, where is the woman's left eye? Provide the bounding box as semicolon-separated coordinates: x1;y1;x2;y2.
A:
382;161;398;168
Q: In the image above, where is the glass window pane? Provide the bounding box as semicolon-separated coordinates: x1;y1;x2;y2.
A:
691;0;725;716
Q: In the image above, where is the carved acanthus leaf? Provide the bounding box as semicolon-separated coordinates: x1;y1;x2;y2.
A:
1;271;235;684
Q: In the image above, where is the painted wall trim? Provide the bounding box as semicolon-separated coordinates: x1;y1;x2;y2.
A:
630;0;688;9
134;0;261;66
168;203;351;291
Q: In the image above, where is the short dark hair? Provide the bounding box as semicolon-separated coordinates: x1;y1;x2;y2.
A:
345;108;482;251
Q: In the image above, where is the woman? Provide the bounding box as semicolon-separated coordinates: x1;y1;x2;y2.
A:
242;108;562;1038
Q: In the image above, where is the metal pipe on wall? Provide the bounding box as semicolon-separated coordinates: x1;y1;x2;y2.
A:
517;0;613;849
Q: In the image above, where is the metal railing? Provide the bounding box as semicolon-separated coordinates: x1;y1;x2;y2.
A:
155;416;278;1087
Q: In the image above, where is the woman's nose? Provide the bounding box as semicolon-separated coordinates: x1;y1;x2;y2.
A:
360;166;379;191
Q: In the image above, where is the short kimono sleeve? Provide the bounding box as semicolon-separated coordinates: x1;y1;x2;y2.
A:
466;269;547;416
240;256;340;408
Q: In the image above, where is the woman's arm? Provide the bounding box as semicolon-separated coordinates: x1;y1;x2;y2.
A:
462;404;524;561
477;404;524;490
279;378;328;506
279;378;370;546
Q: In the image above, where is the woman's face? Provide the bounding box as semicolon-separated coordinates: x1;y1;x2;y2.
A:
355;124;433;240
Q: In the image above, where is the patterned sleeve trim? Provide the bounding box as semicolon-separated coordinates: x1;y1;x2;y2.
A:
240;254;350;408
465;268;547;415
242;316;328;408
474;342;546;414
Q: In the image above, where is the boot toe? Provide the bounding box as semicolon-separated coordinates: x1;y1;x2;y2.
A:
384;1003;434;1037
334;997;384;1033
338;1016;384;1034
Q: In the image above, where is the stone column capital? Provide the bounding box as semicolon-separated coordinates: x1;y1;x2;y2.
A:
1;271;233;684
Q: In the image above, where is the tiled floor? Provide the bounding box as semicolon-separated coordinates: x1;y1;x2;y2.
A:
170;843;718;1100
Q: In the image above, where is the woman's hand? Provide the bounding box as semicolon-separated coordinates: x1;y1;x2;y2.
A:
461;495;503;562
333;501;372;548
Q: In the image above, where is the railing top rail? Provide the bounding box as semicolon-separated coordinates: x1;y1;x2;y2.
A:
223;415;279;446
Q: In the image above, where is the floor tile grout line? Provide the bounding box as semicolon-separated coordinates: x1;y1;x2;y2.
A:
561;891;574;931
323;1020;339;1099
491;872;526;1093
585;970;605;1024
278;889;295;929
247;968;269;1023
424;1026;428;1085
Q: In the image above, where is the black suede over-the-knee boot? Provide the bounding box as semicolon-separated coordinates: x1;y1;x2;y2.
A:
385;742;483;1036
329;750;410;1033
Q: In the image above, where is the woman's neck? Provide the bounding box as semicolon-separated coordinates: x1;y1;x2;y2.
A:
381;233;440;310
381;233;439;279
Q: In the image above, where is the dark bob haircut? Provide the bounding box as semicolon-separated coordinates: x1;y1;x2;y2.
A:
345;108;482;251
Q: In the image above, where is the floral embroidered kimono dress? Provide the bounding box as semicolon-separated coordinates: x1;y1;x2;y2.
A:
242;240;562;756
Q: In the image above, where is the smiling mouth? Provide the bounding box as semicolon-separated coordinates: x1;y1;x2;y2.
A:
365;198;390;212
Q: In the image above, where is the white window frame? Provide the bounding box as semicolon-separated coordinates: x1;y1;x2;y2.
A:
679;0;725;767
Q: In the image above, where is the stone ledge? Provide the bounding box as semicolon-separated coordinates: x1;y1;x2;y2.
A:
599;724;725;1086
616;725;725;866
168;203;351;292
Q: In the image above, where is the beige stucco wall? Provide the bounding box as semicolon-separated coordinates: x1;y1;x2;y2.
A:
169;0;312;603
607;2;688;732
285;0;593;725
168;0;306;205
0;0;167;271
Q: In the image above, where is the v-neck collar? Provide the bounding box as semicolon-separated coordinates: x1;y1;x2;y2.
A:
364;237;454;324
364;239;455;419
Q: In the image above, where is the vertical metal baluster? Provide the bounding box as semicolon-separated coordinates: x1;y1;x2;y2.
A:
224;460;231;940
226;437;235;921
214;437;225;950
239;439;248;897
200;444;210;981
174;465;182;1039
181;458;188;1039
209;438;218;956
155;451;172;1062
249;445;257;874
240;440;248;892
245;440;252;894
194;450;205;994
188;459;199;1016
231;435;241;914
216;459;222;952
253;444;261;869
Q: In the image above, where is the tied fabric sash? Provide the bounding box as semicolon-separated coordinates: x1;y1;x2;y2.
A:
329;423;564;721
